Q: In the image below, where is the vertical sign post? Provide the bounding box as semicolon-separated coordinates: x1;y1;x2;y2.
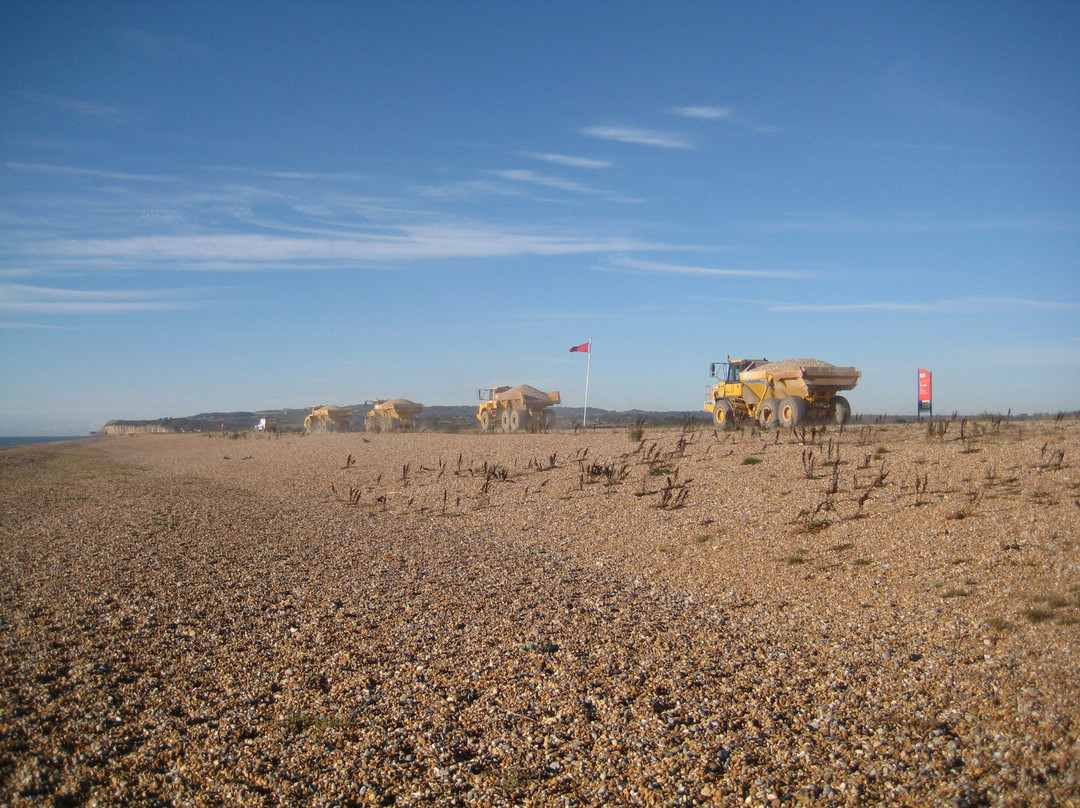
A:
917;368;932;421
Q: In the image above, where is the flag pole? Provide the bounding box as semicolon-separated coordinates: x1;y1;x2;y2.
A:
582;338;592;428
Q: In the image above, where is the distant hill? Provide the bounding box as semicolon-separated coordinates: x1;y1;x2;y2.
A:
99;405;708;434
99;405;1071;435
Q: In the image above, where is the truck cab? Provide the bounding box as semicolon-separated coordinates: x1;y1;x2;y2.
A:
709;358;768;386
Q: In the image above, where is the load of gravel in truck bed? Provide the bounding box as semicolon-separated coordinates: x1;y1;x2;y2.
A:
753;357;838;373
494;384;556;403
378;398;422;410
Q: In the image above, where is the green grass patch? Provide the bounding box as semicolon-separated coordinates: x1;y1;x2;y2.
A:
1023;607;1055;623
940;588;970;599
280;713;351;735
786;549;810;565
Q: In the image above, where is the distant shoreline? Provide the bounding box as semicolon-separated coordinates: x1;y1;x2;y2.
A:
0;436;94;449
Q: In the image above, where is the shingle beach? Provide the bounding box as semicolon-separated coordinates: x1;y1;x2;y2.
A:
2;420;1078;806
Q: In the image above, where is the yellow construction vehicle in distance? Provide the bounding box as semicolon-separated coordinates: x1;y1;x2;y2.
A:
364;399;424;432
477;385;559;432
304;405;353;433
704;357;860;429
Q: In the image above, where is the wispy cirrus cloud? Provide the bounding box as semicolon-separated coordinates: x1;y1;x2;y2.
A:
672;104;780;134
520;152;612;169
606;256;812;279
0;320;76;330
580;126;691;149
4;162;174;182
117;28;208;61
495;170;640;203
673;106;732;120
0;284;207;314
413;179;526;201
203;166;369;182
24;93;133;122
768;297;1080;313
29;226;666;270
749;213;1080;235
496;170;602;196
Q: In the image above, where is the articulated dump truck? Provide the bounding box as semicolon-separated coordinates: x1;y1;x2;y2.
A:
364;398;424;432
477;385;560;432
304;405;353;433
704;358;860;429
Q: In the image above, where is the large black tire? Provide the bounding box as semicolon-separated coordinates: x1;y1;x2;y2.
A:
712;399;735;430
758;398;779;429
779;396;807;428
510;409;530;432
541;410;555;432
480;410;492;432
500;409;512;432
831;395;851;425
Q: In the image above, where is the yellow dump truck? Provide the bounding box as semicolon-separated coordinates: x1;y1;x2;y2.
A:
364;398;424;432
477;385;560;432
304;405;353;433
704;358;860;429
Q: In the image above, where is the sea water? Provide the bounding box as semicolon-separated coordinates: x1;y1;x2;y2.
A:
0;436;93;449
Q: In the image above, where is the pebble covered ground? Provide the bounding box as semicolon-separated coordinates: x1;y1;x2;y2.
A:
1;418;1078;806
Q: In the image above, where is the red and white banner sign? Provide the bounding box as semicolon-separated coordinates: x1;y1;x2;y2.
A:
918;369;932;404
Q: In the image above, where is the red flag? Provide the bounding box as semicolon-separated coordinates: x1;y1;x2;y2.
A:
569;341;590;353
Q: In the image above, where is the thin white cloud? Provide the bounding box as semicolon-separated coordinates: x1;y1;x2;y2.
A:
24;93;129;121
496;171;642;204
674;106;732;120
581;126;691;149
749;213;1079;234
204;166;369;182
4;162;174;182
0;284;206;314
520;152;612;169
117;28;208;61
769;297;1080;313
496;170;605;196
672;105;780;134
607;256;812;279
141;210;184;224
413;179;525;201
0;321;76;330
32;227;665;268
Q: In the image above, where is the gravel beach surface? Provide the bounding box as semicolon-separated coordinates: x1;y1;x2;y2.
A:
2;420;1078;806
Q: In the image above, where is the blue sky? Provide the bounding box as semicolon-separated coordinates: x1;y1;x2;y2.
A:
2;2;1078;434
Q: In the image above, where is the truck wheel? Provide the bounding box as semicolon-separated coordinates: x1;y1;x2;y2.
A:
510;409;529;432
831;395;851;425
501;410;512;432
541;410;555;431
712;400;735;429
779;396;807;428
480;410;492;431
758;398;779;429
